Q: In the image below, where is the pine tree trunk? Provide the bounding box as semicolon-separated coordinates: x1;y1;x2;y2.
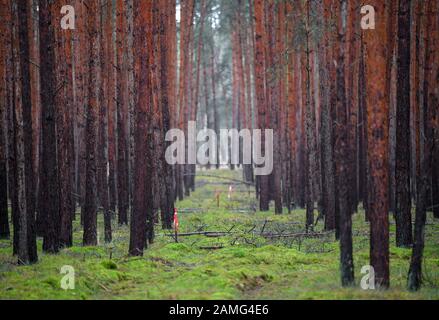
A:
28;1;40;203
83;0;100;246
130;0;153;256
302;0;317;231
243;13;254;181
0;0;11;240
159;0;176;230
116;0;130;225
106;0;117;215
363;0;391;289
209;42;220;169
4;0;18;251
335;0;354;286
254;0;269;211
268;0;282;215
73;0;88;220
39;0;61;253
99;0;112;243
286;1;297;211
54;2;75;248
12;0;38;264
395;0;413;248
408;0;438;291
346;0;359;214
321;0;336;231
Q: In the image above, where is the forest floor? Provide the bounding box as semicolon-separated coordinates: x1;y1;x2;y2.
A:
0;169;438;300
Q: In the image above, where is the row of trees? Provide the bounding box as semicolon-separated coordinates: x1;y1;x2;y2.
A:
243;0;438;290
0;0;182;261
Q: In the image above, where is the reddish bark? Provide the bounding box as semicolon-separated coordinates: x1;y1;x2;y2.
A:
116;0;130;225
54;2;75;248
159;0;176;230
106;0;117;215
321;0;336;231
28;1;40;193
346;0;360;214
98;0;112;243
0;0;10;240
286;1;299;211
72;0;87;217
254;0;269;211
301;0;318;231
364;1;391;289
177;0;195;200
130;0;153;256
4;0;18;251
12;0;38;264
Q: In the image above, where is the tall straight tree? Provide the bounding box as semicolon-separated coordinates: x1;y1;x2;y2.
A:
321;0;336;232
191;0;206;124
276;0;288;212
5;0;19;253
183;0;195;196
116;0;130;225
12;0;38;264
408;0;438;291
395;0;413;248
0;0;11;240
57;4;75;248
209;35;220;170
106;0;117;215
73;0;88;218
158;0;176;230
39;0;60;253
286;1;300;214
243;6;254;181
301;0;318;231
335;0;354;286
176;0;190;201
98;0;112;243
82;0;100;246
363;1;390;288
28;1;40;197
345;0;360;214
130;0;153;256
271;0;282;215
253;0;269;211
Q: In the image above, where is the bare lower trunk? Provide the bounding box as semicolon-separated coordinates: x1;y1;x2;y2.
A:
395;0;413;247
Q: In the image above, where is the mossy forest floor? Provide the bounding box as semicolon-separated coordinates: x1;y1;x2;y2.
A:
1;169;438;300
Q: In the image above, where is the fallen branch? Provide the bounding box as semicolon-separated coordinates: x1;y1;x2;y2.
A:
261;231;333;239
199;245;224;250
166;231;234;238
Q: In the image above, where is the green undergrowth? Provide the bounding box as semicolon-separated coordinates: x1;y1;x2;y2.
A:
1;169;438;300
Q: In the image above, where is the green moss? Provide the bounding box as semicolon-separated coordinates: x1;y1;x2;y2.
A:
102;260;118;270
1;169;438;300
